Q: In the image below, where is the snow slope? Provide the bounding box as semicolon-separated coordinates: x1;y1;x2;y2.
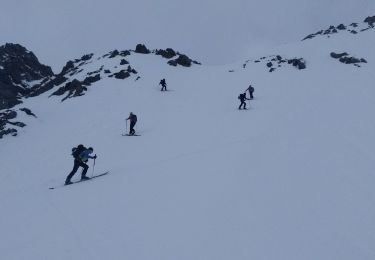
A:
1;24;375;259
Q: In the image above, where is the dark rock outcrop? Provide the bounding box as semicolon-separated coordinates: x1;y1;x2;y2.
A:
168;54;196;67
364;16;375;26
113;70;130;79
337;24;346;30
155;48;177;59
120;59;129;65
330;52;348;59
20;108;37;117
0;109;23;138
330;52;367;66
288;58;306;70
83;74;101;85
246;55;307;72
120;50;131;57
0;43;54;110
109;50;120;58
135;44;151;54
51;79;87;101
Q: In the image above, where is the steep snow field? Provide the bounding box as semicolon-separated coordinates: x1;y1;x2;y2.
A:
1;29;375;259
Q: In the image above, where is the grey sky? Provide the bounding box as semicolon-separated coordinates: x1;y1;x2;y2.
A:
1;0;374;71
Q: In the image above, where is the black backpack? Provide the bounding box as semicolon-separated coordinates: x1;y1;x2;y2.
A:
72;144;86;159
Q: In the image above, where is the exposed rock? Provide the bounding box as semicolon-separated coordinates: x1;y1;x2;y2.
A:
104;70;111;74
8;121;26;127
113;70;130;79
339;56;361;64
364;15;375;26
0;81;23;109
330;52;366;66
0;43;54;109
61;60;75;74
83;74;100;85
167;60;178;66
2;110;17;120
288;58;306;70
51;79;87;101
126;65;138;74
20;108;37;117
120;50;131;56
337;24;346;30
120;59;129;65
155;48;177;59
168;54;193;67
109;50;120;58
29;75;69;97
330;52;348;59
81;53;93;61
135;44;151;54
266;62;273;68
87;66;103;76
0;128;17;139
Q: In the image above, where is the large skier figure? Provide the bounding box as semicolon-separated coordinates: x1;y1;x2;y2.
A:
65;145;97;185
126;112;138;135
247;85;254;99
159;78;167;91
238;92;250;110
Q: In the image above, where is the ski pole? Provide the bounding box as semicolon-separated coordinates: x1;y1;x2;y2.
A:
125;120;128;135
91;157;96;177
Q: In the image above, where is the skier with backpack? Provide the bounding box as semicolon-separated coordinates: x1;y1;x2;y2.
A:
247;85;254;99
126;112;138;135
159;78;167;91
65;145;97;185
238;92;250;110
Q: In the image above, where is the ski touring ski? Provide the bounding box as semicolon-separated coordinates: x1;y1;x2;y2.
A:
122;134;141;136
49;171;109;190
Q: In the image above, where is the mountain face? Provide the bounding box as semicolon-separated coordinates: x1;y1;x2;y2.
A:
1;13;375;260
0;43;199;138
0;15;374;139
0;43;54;109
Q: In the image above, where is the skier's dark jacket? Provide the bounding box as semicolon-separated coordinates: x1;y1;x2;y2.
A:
239;93;248;102
127;114;137;123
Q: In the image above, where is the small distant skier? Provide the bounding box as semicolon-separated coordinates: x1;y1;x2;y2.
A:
159;78;167;91
247;84;254;99
238;92;250;110
126;112;138;135
65;145;97;185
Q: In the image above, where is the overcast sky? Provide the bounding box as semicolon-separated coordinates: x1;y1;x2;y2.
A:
1;0;374;71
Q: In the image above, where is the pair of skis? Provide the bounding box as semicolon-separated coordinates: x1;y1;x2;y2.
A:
49;171;109;190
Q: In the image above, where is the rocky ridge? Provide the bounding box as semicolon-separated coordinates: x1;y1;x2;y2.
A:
302;15;375;41
0;43;200;138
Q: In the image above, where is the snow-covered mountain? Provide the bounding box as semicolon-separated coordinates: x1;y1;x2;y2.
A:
0;13;375;260
0;43;199;138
